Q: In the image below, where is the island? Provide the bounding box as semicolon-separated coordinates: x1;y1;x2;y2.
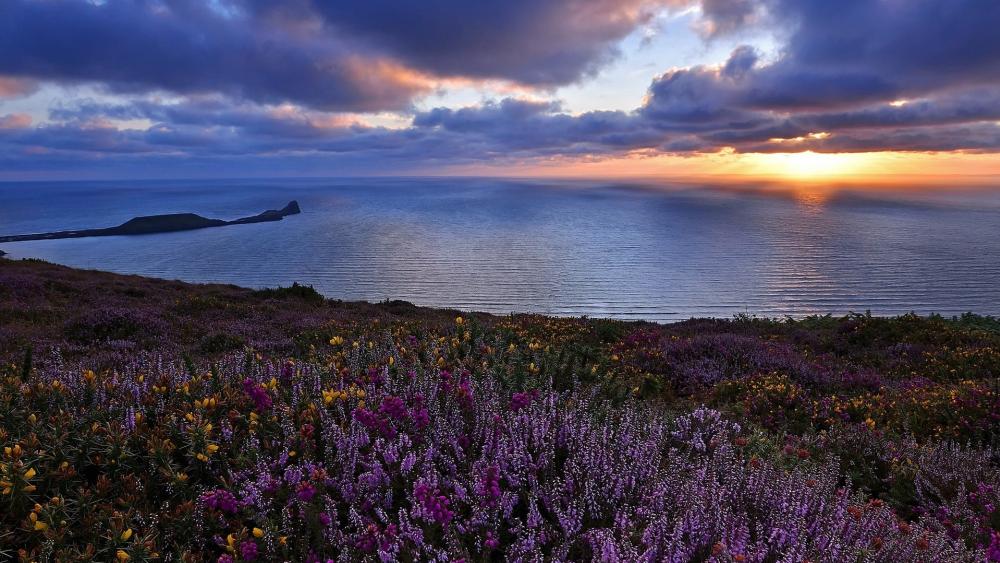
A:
0;201;300;243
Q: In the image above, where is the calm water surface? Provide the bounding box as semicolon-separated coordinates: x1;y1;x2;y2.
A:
2;178;999;322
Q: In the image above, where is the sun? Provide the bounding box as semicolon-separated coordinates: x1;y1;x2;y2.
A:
748;151;877;180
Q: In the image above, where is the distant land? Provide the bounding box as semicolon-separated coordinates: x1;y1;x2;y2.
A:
0;201;300;244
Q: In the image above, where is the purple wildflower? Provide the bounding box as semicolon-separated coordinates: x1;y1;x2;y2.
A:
201;489;239;514
296;481;317;502
414;482;454;525
510;390;537;411
239;540;258;561
477;465;502;506
242;378;272;412
379;395;408;421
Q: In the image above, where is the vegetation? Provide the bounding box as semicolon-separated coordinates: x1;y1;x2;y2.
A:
1;259;999;561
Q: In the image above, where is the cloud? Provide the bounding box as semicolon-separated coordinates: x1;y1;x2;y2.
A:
2;0;1000;177
697;0;762;37
0;77;39;99
0;0;682;111
0;113;32;129
631;0;1000;151
307;0;667;86
0;0;431;112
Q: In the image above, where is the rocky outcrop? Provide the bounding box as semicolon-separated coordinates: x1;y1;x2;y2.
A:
0;201;301;243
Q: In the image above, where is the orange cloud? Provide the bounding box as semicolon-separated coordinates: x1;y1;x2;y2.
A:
0;113;32;129
0;77;38;99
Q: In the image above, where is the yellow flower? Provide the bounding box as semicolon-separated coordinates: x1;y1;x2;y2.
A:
455;316;464;326
329;336;344;346
121;528;133;541
253;527;264;538
23;467;36;479
34;520;48;531
116;550;130;561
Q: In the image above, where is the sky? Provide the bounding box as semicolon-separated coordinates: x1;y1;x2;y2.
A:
1;0;999;182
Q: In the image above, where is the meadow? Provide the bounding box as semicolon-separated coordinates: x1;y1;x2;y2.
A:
2;259;999;561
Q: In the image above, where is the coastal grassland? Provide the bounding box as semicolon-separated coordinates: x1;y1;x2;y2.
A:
1;258;1000;561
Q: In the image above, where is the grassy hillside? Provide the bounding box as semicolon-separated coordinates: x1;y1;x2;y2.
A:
1;258;999;561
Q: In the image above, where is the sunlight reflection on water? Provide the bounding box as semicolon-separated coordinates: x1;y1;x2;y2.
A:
2;177;999;321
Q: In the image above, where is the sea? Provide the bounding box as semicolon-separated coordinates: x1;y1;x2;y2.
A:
2;177;999;322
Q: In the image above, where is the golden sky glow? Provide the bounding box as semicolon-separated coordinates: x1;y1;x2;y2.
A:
445;150;1000;186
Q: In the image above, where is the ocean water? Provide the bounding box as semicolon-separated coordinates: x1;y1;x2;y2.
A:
2;177;999;322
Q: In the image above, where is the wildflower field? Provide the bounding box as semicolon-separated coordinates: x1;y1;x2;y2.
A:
2;259;1000;561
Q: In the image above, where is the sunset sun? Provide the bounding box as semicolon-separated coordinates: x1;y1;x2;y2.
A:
748;151;878;180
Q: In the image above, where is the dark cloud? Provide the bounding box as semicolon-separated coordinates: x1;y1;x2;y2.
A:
734;0;1000;110
772;0;1000;93
698;0;761;37
632;0;1000;152
738;122;1000;154
307;0;664;86
0;0;429;112
720;46;757;79
0;0;678;111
